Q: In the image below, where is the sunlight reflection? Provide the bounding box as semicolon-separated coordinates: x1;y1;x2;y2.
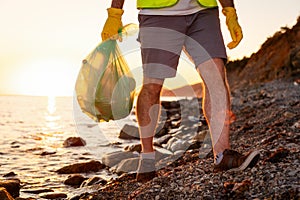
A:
47;96;56;114
45;96;61;130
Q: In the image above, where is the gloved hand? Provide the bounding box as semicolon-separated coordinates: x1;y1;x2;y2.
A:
222;7;243;49
101;8;124;41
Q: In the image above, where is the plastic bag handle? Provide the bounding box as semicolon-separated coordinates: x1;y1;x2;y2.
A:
118;23;138;39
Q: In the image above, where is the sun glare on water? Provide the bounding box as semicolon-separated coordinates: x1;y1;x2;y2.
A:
15;59;77;96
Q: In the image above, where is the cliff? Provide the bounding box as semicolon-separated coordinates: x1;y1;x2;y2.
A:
227;16;300;90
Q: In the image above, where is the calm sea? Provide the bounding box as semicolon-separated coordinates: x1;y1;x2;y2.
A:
0;95;141;198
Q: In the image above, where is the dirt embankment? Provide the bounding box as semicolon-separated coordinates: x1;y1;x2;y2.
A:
226;16;300;90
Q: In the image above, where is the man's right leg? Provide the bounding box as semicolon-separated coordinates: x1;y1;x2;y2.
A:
137;76;164;153
136;76;164;182
136;14;186;182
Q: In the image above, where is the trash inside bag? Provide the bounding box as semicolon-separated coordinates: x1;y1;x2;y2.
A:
75;39;136;122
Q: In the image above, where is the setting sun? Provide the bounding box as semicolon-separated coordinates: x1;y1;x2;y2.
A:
13;59;77;96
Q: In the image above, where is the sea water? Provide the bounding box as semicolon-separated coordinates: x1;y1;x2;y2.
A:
0;95;135;198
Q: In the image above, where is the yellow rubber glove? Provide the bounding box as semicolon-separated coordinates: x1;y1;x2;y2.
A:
101;8;124;41
222;7;243;49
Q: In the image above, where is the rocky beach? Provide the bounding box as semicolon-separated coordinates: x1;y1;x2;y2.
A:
75;78;299;200
0;16;299;200
76;16;300;200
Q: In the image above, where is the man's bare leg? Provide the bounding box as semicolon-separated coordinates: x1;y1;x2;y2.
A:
136;76;164;153
136;76;164;182
197;58;261;172
197;58;231;158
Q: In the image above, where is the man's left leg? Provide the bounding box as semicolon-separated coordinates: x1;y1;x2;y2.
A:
197;58;260;172
197;58;231;157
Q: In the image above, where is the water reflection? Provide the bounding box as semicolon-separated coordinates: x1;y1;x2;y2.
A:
43;96;63;148
45;96;61;130
47;95;56;114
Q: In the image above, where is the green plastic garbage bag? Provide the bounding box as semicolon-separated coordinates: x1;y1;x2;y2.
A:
75;39;136;122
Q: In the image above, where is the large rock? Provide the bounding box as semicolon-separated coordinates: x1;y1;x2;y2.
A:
0;179;20;198
118;124;140;140
102;151;138;168
115;147;172;174
63;137;86;147
64;174;86;187
116;157;139;174
0;187;14;200
56;160;105;174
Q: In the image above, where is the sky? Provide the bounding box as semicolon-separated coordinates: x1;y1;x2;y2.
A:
0;0;299;96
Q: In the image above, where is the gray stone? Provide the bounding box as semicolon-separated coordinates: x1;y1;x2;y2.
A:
115;147;172;174
116;157;140;174
102;151;138;168
164;137;191;152
118;124;140;140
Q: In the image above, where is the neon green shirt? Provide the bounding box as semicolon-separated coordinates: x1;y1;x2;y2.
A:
137;0;218;9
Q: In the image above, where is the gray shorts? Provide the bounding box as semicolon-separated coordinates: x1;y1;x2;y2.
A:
138;8;227;79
